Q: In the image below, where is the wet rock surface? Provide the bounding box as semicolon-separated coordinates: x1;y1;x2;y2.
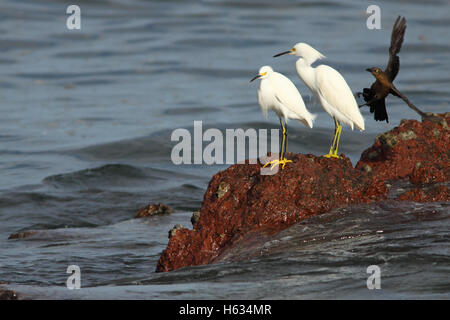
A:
135;203;173;218
157;115;449;272
8;231;38;240
0;288;18;300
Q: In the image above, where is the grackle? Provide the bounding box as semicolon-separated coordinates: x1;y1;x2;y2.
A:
359;16;427;122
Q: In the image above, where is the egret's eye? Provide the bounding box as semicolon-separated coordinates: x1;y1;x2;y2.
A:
260;72;267;76
292;47;296;52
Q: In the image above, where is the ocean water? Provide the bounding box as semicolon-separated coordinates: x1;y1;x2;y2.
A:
0;0;449;299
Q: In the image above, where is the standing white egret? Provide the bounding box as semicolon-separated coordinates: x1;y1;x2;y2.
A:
250;66;316;170
274;43;365;158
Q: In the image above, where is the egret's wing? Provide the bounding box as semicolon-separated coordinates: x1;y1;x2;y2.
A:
385;16;406;82
315;65;358;116
315;65;364;130
270;72;308;117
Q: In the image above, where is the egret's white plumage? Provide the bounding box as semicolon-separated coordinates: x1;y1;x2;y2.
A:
295;58;364;131
250;65;316;169
275;43;365;157
255;66;316;128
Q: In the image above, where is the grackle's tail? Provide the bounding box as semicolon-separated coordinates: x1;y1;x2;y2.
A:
373;100;389;123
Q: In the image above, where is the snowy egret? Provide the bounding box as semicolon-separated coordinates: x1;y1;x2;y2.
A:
250;66;316;170
274;43;365;158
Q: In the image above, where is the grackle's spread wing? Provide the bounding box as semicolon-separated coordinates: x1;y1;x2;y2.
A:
362;87;389;123
362;87;375;103
385;16;406;82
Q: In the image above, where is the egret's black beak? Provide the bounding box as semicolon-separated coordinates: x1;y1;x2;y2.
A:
250;75;261;82
366;68;372;72
273;50;291;58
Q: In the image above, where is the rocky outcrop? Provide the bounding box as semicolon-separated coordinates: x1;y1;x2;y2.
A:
356;113;449;201
156;114;449;272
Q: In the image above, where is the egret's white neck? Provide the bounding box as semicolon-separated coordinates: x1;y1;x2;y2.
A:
295;58;316;93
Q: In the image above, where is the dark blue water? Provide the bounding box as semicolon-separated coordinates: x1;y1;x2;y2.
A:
0;0;449;299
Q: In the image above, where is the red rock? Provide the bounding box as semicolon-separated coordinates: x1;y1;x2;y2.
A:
409;162;448;185
156;154;386;272
156;114;450;272
397;185;449;202
356;113;449;183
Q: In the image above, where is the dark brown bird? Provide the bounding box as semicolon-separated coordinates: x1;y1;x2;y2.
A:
359;16;427;122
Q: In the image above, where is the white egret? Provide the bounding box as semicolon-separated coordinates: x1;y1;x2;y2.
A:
250;66;316;170
274;43;365;158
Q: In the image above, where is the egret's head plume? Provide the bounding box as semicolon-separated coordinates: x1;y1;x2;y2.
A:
292;43;326;64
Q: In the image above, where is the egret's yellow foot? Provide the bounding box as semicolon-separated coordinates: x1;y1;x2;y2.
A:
263;158;292;170
323;153;340;159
